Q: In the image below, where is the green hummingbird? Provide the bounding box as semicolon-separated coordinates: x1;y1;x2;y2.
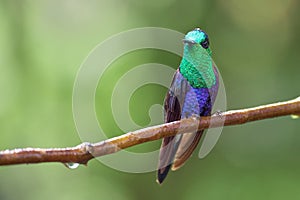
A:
157;28;219;184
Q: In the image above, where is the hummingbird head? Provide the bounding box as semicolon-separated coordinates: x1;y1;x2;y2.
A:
183;28;212;56
179;28;216;88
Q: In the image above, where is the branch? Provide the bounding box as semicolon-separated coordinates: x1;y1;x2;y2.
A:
0;96;299;166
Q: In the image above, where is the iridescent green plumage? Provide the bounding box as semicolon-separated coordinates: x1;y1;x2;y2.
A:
180;28;216;88
179;58;216;88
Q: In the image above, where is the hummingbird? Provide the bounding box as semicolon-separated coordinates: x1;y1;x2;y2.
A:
157;28;219;184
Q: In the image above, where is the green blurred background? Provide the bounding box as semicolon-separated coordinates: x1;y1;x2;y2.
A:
0;0;300;199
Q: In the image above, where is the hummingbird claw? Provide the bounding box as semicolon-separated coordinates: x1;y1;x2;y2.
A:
212;110;223;118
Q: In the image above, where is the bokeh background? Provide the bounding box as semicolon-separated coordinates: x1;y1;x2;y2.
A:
0;0;300;199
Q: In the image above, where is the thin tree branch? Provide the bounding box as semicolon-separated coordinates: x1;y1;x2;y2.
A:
0;96;299;166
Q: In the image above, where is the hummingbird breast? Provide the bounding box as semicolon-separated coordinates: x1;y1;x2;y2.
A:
181;86;213;118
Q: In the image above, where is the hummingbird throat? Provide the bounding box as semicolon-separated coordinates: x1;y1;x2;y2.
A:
179;53;216;88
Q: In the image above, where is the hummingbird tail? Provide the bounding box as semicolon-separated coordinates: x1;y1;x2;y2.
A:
157;164;172;184
172;131;203;171
157;135;182;184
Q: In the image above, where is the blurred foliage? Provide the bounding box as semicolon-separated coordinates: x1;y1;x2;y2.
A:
0;0;300;199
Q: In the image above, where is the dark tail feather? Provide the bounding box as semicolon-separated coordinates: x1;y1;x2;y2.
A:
157;135;182;184
157;164;172;184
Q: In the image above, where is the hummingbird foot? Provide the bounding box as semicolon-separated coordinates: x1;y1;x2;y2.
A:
212;110;223;118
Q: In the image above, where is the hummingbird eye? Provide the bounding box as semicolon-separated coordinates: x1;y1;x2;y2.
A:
200;37;209;49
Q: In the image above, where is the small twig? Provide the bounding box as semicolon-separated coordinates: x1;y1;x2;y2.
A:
0;96;299;166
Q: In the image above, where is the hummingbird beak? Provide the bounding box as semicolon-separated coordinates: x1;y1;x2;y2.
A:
182;39;197;45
